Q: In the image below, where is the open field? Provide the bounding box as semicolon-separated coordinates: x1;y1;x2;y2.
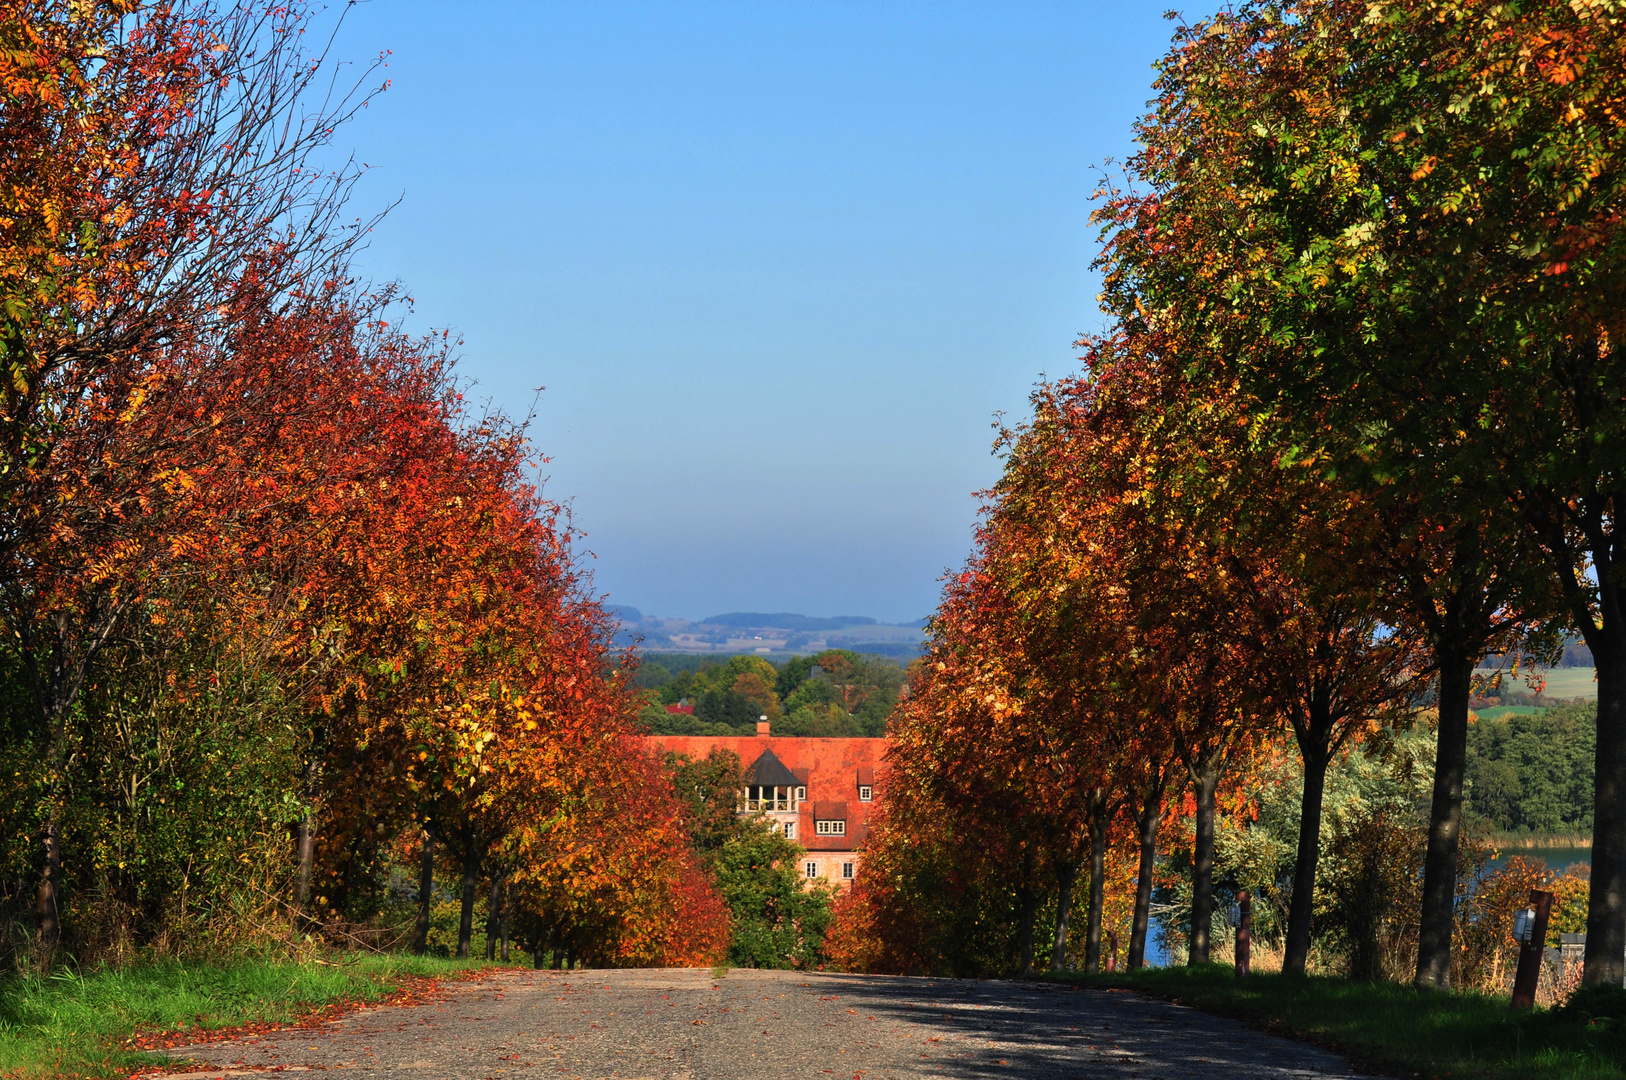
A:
1477;705;1546;720
1541;669;1600;699
1477;667;1599;701
1538;668;1600;700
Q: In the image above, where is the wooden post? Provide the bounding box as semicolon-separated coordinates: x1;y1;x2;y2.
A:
1511;889;1555;1010
1235;890;1252;979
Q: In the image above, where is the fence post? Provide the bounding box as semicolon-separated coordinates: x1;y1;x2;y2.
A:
1235;889;1252;979
1511;889;1555;1010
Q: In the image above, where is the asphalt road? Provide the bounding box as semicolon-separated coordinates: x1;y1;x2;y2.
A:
155;967;1377;1080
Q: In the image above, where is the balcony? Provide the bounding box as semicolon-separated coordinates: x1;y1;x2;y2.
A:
740;783;800;813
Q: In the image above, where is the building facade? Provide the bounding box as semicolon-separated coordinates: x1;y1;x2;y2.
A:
647;720;887;888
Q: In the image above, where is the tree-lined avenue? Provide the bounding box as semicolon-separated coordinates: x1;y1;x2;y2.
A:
155;968;1374;1080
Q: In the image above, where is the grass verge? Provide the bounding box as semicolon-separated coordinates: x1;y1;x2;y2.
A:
1043;964;1624;1079
0;953;500;1080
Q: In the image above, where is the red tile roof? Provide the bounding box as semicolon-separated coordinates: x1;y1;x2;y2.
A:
647;733;888;852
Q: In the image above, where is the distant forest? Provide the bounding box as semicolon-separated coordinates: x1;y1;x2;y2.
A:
633;650;905;738
1467;703;1594;836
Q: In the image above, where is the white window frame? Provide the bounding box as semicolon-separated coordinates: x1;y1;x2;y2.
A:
841;862;855;880
815;819;847;836
805;861;818;879
782;821;795;840
795;786;807;801
858;785;873;801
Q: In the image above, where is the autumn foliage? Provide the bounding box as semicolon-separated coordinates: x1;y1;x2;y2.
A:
0;1;727;969
836;0;1622;991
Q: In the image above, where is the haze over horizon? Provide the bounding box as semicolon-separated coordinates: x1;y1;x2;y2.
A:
608;606;925;627
331;3;1177;624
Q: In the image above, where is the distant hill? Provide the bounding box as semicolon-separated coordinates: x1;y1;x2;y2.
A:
606;607;925;657
701;612;877;631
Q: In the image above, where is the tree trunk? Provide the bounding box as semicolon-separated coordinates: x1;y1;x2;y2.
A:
24;599;127;953
1586;629;1626;986
1084;805;1110;973
485;875;500;960
413;826;434;954
457;832;480;959
1016;885;1038;977
1048;860;1077;973
1283;746;1329;976
1189;754;1220;965
33;811;61;951
294;817;316;908
1128;783;1164;971
294;757;320;922
499;878;511;962
1015;841;1039;977
33;697;70;952
1415;648;1474;989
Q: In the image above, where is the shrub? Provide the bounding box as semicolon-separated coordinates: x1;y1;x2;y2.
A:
1318;809;1425;981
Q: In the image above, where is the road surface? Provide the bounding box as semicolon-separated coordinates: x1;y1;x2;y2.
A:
154;967;1377;1080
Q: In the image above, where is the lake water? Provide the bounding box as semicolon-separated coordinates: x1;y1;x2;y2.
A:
1487;844;1591;876
1127;845;1588;969
1141;928;1170;968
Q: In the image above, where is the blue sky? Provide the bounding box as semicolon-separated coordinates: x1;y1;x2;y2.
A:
332;2;1178;624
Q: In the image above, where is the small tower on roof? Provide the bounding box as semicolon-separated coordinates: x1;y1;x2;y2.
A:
742;746;801;812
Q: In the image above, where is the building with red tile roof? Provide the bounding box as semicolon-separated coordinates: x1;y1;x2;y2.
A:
647;719;887;888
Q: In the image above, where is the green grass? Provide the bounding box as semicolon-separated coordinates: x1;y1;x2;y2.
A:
0;953;498;1079
1476;667;1598;701
1537;669;1599;701
1043;965;1625;1079
1476;705;1545;720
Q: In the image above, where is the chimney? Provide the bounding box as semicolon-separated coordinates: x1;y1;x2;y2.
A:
757;714;770;737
